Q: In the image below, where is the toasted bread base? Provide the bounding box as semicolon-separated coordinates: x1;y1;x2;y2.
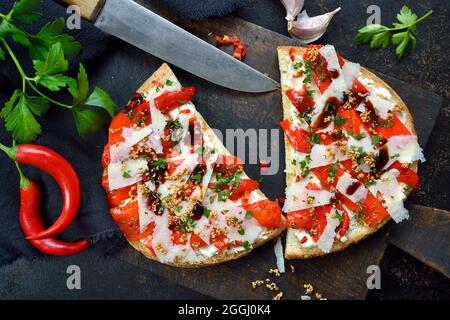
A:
277;46;418;259
106;63;285;267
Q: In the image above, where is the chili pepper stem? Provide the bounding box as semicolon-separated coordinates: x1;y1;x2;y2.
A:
14;161;32;189
0;142;30;188
0;142;18;160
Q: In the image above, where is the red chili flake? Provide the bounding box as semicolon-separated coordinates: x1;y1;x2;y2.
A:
295;175;301;183
300;236;308;244
215;35;240;46
215;34;247;61
151;80;164;88
289;47;296;61
233;43;247;61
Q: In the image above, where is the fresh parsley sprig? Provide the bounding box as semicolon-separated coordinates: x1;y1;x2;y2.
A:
0;0;116;143
355;6;433;59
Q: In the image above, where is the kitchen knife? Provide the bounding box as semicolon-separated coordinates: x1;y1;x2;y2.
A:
60;0;279;93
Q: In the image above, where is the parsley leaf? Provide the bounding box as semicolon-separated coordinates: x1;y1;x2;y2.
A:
84;87;117;118
72;107;105;138
68;63;89;106
9;0;42;24
0;1;116;143
33;42;68;77
29;18;81;60
2;93;47;143
354;6;433;59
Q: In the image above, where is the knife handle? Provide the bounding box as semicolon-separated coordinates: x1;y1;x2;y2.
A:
59;0;105;22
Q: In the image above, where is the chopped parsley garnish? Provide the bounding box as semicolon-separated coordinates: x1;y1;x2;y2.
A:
218;189;231;202
302;59;313;84
391;153;400;159
151;158;166;169
127;110;136;121
349;132;366;140
356;211;365;219
238;228;245;235
328;162;339;177
165;79;173;86
293;61;303;69
180;216;196;233
306;90;315;99
242;241;250;249
319;74;328;81
245;211;252;220
203;207;211;218
299;107;313;123
165;118;181;129
334;210;344;222
371;135;382;145
308;132;321;144
379;119;393;127
297;155;312;178
191;173;202;183
122;171;131;178
318;58;325;73
334;115;347;126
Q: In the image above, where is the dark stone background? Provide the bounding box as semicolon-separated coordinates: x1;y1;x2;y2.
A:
1;0;448;299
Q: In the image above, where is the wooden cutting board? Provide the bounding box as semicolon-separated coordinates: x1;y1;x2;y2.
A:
88;1;445;299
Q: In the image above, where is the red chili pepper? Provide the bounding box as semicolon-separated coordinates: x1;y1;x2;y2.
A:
18;177;89;256
1;144;81;240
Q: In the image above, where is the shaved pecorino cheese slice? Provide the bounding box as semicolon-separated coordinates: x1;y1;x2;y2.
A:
316;210;341;253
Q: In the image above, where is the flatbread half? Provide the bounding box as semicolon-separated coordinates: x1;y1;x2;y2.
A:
102;63;285;267
277;46;422;259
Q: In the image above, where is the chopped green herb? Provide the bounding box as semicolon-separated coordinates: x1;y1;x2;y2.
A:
306;90;315;99
203;207;211;218
245;211;252;220
308;132;321;144
122;171;131;178
165;79;173;86
334;115;347;126
151;158;166;169
349;132;367;140
334;210;344;222
242;241;251;249
165;118;181;129
371;135;382;145
328;162;339;177
218;189;231;202
391;153;400;159
293;61;303;69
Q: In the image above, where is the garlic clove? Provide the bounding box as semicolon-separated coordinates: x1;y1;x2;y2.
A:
280;0;304;22
288;7;341;43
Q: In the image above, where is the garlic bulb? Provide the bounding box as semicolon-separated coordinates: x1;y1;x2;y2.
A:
280;0;341;44
280;0;304;21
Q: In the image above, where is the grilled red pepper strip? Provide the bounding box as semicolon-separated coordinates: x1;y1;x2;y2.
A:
154;87;196;114
18;174;89;256
1;144;81;240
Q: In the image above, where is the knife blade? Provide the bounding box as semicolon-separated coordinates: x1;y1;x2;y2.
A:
63;0;279;93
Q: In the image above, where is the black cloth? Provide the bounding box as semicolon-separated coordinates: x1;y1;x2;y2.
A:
0;0;249;265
